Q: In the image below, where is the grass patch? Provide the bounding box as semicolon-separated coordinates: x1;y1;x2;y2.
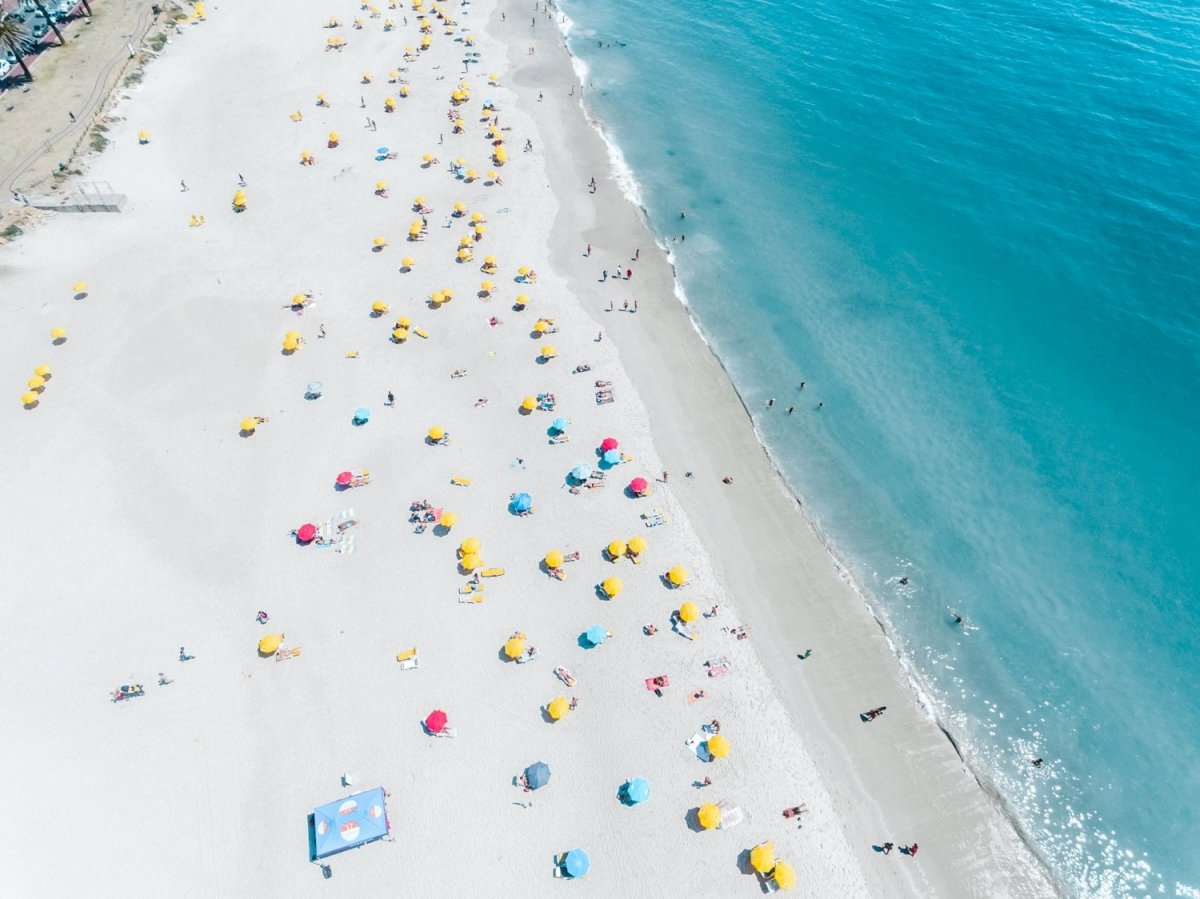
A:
124;70;144;86
1;223;24;240
89;129;109;152
147;32;167;52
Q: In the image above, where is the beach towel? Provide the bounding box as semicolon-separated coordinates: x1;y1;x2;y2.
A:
458;592;485;604
686;731;713;762
481;568;505;578
451;476;472;486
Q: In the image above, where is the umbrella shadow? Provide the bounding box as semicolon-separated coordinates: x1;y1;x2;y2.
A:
534;356;550;365
73;291;88;300
52;337;68;346
432;524;453;537
594;584;613;601
23;399;40;409
685;808;708;833
239;427;254;438
518;405;533;416
282;348;297;356
540;706;558;724
735;848;756;876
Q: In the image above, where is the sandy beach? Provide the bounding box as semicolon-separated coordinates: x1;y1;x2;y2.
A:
0;1;1054;895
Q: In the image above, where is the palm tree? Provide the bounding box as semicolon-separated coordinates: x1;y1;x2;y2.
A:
31;1;65;47
0;11;34;83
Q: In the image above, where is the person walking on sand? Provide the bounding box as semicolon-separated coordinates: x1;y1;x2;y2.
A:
608;300;613;311
623;299;629;311
237;173;247;186
596;331;602;342
633;300;638;312
882;842;894;855
768;398;775;407
787;406;794;414
386;391;395;407
585;244;591;256
600;270;608;282
634;248;640;261
318;324;327;338
180;179;189;192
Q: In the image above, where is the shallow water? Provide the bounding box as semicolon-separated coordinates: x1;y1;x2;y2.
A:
556;0;1200;894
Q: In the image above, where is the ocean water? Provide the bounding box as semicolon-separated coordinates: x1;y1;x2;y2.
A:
553;0;1200;895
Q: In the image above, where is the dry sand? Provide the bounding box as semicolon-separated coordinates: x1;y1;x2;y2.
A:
0;0;1054;896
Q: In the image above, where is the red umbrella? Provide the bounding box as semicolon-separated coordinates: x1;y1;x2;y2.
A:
296;523;318;543
600;437;619;452
630;477;648;495
336;471;353;486
425;709;448;733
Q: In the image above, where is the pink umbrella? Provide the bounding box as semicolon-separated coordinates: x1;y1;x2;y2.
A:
425;709;448;733
600;437;619;452
336;471;353;487
630;477;648;495
296;523;318;543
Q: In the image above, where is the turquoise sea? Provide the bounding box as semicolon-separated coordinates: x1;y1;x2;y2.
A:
554;0;1200;894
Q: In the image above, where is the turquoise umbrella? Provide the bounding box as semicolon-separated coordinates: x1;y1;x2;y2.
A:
525;761;551;790
563;848;590;878
570;463;592;481
584;625;607;647
602;448;621;465
510;492;532;513
623;777;650;804
550;417;570;432
353;407;371;424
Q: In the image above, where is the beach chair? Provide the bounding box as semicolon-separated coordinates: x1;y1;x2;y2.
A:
596;393;614;405
345;350;359;358
548;433;569;445
451;476;472;486
552;853;567;878
588;470;606;481
414;327;430;338
481;568;505;578
459;582;482;594
458;592;485;604
336;535;356;554
276;646;302;661
396;648;419;669
718;806;744;829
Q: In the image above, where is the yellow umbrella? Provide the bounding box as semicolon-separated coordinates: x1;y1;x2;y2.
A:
51;327;67;340
442;288;455;299
422;153;434;163
521;395;537;411
749;841;775;874
773;861;797;891
602;576;622;598
454;157;466;166
27;376;45;390
431;291;446;304
545;550;564;568
33;365;51;378
547;696;570;720
258;633;283;655
429;425;445;441
679;602;700;623
470;212;485;223
541;345;557;358
362;70;371;80
328;131;340;143
385;97;397;109
517;266;530;276
480;281;494;294
282;338;298;352
514;294;529;307
376;181;388;191
607;540;627;559
392;328;409;341
372;300;389;313
284;331;300;340
466;168;478;180
460;552;480;570
21;392;38;406
397;316;412;328
473;226;486;237
440;511;458;528
534;321;548;334
401;256;415;270
487;170;498;181
697;803;721;830
138;130;149;141
374;236;387;247
72;282;87;293
708;733;731;759
454;202;467;213
459;236;473;246
457;249;472;260
504;636;526;659
291;294;307;306
413;195;426;206
389;69;400;80
483;254;496;264
240;418;257;432
628;536;647;555
399;85;410;96
668;565;689;587
460;537;481;555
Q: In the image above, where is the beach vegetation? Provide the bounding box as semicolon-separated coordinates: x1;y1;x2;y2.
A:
124;69;144;86
1;223;23;241
89;123;109;152
147;31;167;52
0;11;35;83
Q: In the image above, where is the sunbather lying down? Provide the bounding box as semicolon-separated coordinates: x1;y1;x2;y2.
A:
451;369;468;378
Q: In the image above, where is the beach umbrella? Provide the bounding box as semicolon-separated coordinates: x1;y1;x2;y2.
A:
429;425;446;441
457;249;472;261
602;449;622;466
679;602;700;623
329;130;340;144
697;803;721;829
138;130;149;142
425;709;448;734
372;300;389;313
521;395;537;412
607;540;627;560
600;437;619;452
750;841;775;874
563;848;589;878
374;236;387;248
27;376;45;390
510;492;532;513
584;625;607;647
550;417;569;432
393;328;409;341
540;345;557;359
534;321;549;334
283;337;299;352
480;280;494;294
630;477;648;495
241;418;258;433
397;316;412;328
258;634;283;655
460;552;481;571
402;257;415;269
601;576;622;598
482;253;496;264
284;330;301;341
504;635;525;659
296;523;318;543
440;511;458;528
431;291;446;305
545;550;564;569
306;382;323;397
707;734;730;759
773;861;797;891
51;327;67;340
518;266;530;277
21;392;38;406
459;236;474;247
460;537;481;555
525;761;551;790
669;566;690;587
422;153;433;163
336;471;353;487
353;407;371;424
547;696;570;720
570;463;592;481
290;294;308;307
628;536;647;555
624;777;650;804
72;281;87;293
34;365;51;378
514;294;529;308
376;181;388;192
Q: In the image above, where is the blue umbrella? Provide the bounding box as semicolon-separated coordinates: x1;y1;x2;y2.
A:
570;463;592;481
353;407;371;424
306;381;323;398
624;777;650;804
510;492;532;513
550;417;570;433
602;448;621;466
583;625;607;647
524;761;551;790
563;848;590;878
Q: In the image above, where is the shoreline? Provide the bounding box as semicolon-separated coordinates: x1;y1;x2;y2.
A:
509;4;1060;895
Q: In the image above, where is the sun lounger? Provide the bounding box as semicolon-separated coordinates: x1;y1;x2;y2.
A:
396;648;419;669
481;568;505;578
276;646;302;661
458;592;485;604
718;806;744;829
588;470;606;480
596;393;614;405
336;535;356;554
414;327;430;338
451;476;471;486
642;509;670;527
554;666;576;687
459;582;482;594
345;350;359;358
673;620;698;641
549;433;569;444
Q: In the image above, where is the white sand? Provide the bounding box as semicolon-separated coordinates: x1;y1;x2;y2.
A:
0;0;1053;896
